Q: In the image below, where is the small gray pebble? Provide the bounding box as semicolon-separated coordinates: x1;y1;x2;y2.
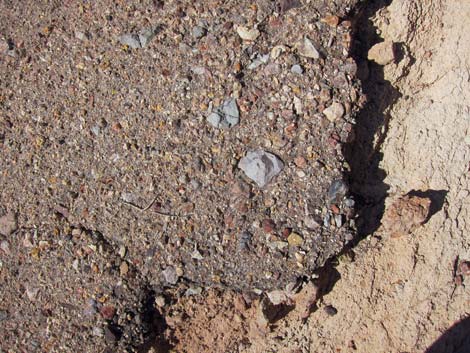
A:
291;64;303;74
83;298;97;316
0;310;8;321
192;26;207;39
207;112;222;128
138;28;156;47
323;212;331;228
75;30;90;41
238;149;284;188
92;326;104;337
238;231;252;251
178;174;189;184
185;287;203;296
190;179;201;190
220;99;240;127
207;98;240;129
248;54;270;70
334;214;343;228
328;179;348;203
135;314;142;325
345;233;354;241
91;125;101;136
162;266;178;285
344;198;355;208
118;33;141;49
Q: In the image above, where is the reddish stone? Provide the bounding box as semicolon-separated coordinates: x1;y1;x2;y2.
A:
322;15;340;27
294;156;307;169
224;214;235;229
281;227;292;238
330;204;340;214
459;261;470;276
262;219;276;233
100;305;116;320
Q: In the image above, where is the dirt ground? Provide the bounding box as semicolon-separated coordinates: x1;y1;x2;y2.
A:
1;0;470;353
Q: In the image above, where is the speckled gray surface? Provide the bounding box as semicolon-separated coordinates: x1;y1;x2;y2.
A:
0;0;361;351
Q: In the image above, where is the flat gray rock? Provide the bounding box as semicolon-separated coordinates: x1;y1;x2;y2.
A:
138;29;156;48
0;212;17;236
162;266;178;285
207;98;240;128
238;150;284;187
118;34;142;49
119;28;156;49
192;25;207;39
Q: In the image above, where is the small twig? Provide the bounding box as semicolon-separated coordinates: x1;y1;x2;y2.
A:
141;196;158;212
120;197;189;218
450;255;460;299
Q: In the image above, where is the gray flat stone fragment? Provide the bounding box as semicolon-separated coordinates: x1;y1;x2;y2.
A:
162;266;178;285
192;26;207;39
138;28;156;47
207;98;240;128
238;150;284;187
118;34;142;49
119;28;156;49
207;112;222;127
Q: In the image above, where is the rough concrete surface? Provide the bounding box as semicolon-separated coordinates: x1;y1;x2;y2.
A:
1;0;469;352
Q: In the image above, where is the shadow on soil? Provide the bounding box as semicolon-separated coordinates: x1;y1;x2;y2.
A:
425;317;470;353
308;0;398;317
343;0;400;240
136;289;173;353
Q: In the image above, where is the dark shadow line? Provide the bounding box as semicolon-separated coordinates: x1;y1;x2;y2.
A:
425;317;470;353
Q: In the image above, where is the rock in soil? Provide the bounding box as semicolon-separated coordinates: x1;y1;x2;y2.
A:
368;40;396;65
0;212;17;236
207;98;240;129
382;194;432;237
238;150;285;188
297;37;321;59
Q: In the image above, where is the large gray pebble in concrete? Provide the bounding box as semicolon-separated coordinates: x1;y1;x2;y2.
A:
207;98;240;129
238;150;284;187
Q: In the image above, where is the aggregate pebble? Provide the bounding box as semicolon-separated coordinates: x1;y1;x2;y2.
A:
323;102;345;122
163;266;179;285
297;37;320;59
291;64;304;74
236;26;260;41
207;98;240;129
0;212;17;236
287;232;304;247
238;150;284;188
328;180;349;204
